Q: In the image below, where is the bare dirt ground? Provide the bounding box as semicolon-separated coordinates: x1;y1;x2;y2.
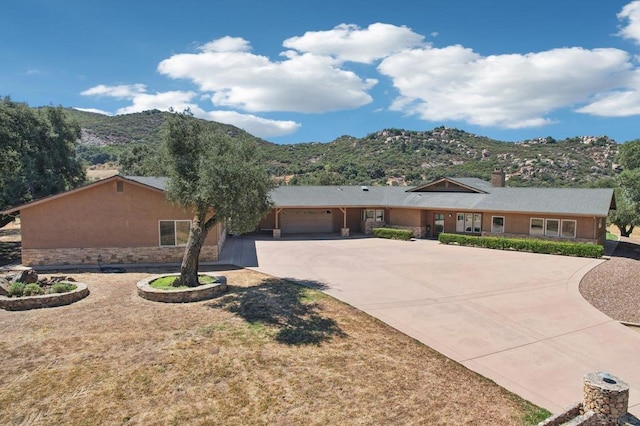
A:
0;266;546;425
580;236;640;324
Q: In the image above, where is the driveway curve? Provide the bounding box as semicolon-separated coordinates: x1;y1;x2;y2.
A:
222;236;640;416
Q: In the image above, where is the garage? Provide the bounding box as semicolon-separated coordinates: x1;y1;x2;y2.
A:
280;209;334;234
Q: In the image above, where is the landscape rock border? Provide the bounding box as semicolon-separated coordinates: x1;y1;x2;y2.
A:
137;273;227;303
0;282;89;311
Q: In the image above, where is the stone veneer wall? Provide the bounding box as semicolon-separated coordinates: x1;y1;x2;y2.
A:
22;245;219;267
0;282;89;311
361;220;385;235
538;372;631;426
481;231;597;245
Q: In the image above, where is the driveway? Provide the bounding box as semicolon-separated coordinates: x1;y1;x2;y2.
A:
220;235;640;416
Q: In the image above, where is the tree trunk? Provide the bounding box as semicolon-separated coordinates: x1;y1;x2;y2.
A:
178;211;218;287
619;225;634;237
179;213;207;287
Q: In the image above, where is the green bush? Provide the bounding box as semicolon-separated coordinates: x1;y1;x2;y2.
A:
438;233;603;258
50;282;77;294
8;282;25;297
22;283;44;296
373;228;414;241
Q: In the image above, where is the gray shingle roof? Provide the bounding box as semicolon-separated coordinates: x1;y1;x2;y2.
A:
125;176;614;217
267;184;613;217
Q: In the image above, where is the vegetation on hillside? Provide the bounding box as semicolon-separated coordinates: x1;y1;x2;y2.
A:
66;109;624;188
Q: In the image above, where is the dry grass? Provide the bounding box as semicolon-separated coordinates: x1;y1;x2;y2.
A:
0;268;547;425
86;167;119;181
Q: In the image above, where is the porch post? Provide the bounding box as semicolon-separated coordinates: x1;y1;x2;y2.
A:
273;208;282;238
339;207;349;237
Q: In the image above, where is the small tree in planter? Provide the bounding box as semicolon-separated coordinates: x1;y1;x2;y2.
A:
164;111;273;287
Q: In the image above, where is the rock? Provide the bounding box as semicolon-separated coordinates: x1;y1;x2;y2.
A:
0;277;10;296
12;269;38;284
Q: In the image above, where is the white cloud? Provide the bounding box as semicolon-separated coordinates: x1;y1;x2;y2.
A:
577;70;640;116
202;110;300;137
80;84;147;98
114;90;197;115
199;36;252;52
618;1;640;44
378;45;633;128
80;84;299;137
282;23;425;64
73;107;112;116
157;37;377;113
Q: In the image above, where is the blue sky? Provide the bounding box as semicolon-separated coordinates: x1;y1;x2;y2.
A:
2;0;640;144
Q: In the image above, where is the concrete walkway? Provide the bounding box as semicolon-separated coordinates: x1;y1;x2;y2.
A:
219;235;640;416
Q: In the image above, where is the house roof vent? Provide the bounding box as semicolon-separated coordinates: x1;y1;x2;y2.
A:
361;186;369;191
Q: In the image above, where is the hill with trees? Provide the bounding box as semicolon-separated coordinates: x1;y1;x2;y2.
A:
67;108;624;188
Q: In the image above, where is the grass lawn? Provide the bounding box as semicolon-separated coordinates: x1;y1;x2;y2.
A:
606;232;619;241
0;268;549;425
150;274;218;290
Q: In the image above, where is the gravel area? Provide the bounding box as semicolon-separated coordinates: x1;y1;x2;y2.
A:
580;238;640;324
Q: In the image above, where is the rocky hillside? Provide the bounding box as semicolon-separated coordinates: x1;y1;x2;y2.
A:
65;109;622;187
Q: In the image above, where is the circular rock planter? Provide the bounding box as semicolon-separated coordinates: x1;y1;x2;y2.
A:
0;282;89;311
137;273;227;303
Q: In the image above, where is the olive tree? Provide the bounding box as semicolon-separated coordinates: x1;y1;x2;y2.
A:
163;111;273;287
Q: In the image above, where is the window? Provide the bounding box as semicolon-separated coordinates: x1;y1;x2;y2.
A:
491;216;504;233
561;220;576;238
465;213;473;232
545;219;559;237
363;209;384;222
530;218;544;236
473;213;482;233
457;212;482;233
530;218;577;239
159;220;191;246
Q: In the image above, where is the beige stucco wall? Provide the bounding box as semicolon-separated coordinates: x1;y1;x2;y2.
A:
388;208;422;227
256;206;605;244
20;178;219;250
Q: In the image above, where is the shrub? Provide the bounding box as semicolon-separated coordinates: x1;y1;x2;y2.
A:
8;282;25;297
22;283;44;296
50;282;77;294
437;233;603;258
373;228;413;241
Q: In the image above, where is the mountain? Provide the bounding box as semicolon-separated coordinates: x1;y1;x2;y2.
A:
65;108;621;187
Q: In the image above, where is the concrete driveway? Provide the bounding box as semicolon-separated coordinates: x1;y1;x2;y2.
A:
220;235;640;416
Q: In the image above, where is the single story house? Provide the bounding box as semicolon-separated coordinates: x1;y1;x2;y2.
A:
1;175;225;267
1;171;615;267
258;171;615;245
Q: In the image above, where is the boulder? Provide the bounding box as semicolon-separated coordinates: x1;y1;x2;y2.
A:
12;269;38;284
0;277;10;296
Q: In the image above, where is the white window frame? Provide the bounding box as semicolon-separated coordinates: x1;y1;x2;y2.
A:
491;216;505;233
159;220;191;247
561;219;577;239
545;219;560;237
530;218;544;236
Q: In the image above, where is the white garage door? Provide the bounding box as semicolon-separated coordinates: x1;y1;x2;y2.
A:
280;209;334;234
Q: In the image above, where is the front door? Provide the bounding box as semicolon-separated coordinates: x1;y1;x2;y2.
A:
434;213;445;237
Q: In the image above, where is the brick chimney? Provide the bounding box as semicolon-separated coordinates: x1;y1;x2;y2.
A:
491;169;505;187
